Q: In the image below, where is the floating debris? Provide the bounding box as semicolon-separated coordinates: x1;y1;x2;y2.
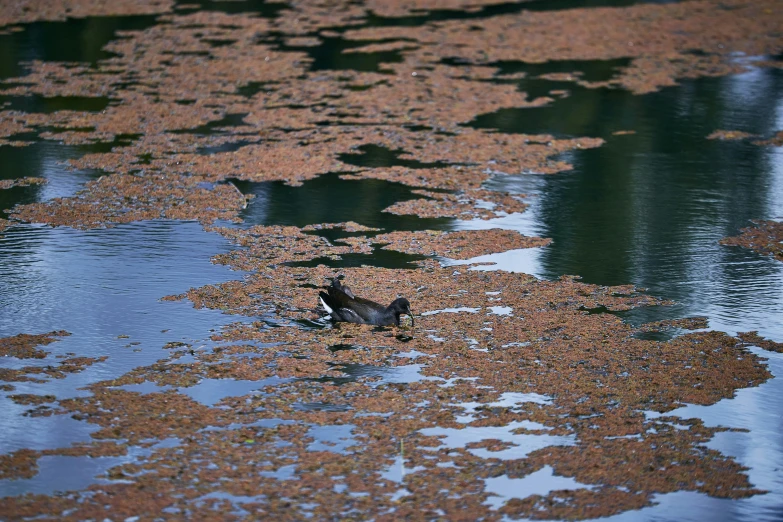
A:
0;0;780;518
301;221;381;232
638;317;709;332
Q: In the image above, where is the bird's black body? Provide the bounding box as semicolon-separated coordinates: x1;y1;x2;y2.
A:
319;278;414;327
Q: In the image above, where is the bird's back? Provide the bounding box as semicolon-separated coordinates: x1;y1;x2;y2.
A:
321;279;393;325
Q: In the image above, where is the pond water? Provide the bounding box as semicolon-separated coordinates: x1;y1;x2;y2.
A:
0;1;782;520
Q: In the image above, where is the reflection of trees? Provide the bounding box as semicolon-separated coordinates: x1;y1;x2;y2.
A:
0;15;161;216
0;15;159;79
234;172;451;232
0;144;51;215
0;141;116;218
473;67;783;311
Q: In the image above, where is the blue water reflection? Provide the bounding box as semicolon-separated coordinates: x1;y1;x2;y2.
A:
0;221;251;453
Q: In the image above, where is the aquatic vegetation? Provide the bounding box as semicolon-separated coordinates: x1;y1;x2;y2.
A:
754;130;783;147
721;220;783;263
382;189;530;220
0;0;781;518
708;129;783;146
0;330;70;359
0;177;47;190
373;229;550;258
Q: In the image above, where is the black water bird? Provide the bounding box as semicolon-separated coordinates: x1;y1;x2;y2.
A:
319;278;414;327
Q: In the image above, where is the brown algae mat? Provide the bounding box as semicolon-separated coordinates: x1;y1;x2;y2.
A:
0;177;47;190
0;0;782;519
721;220;783;263
0;0;173;27
0;330;70;359
343;0;783;94
3;226;770;519
373;229;551;258
754;130;783;147
707;129;783;146
382;189;531;220
0;330;105;386
0;0;779;227
1;254;772;519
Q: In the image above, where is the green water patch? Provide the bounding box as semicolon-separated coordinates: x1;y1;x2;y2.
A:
175;0;287;17
194;0;683;77
0;181;44;218
632;330;680;342
0;95;111;114
338;143;457;169
231;173;453;231
470;57;631;101
197;139;258;155
0;15;162;79
486;58;630;83
327;343;357;353
578;304;627;316
175;113;258;154
297;228;430;269
531;71;783;287
468;63;783;139
235;81;272;98
285;247;428;270
360;0;685;29
174;112;249;135
0;139;133;215
450;63;783;342
280;36;408;73
467;67;783;342
467;77;639;139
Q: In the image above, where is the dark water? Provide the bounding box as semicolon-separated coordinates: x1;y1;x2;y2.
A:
0;2;782;520
0;15;161;79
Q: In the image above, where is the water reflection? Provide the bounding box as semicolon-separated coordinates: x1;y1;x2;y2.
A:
0;8;782;520
234;173;452;232
0;221;252;454
0;221;243;340
0;437;180;498
0;141;110;215
466;67;783;342
643;349;783;520
0;15;161;79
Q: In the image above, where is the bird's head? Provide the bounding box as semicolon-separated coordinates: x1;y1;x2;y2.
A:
390;297;414;327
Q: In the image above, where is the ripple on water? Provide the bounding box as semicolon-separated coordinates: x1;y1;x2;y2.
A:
0;400;99;454
0;221;251;374
0;221;253;458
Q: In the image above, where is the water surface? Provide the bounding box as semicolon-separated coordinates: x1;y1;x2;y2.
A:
0;3;782;519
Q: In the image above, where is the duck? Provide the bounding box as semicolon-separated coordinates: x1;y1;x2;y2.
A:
319;277;414;327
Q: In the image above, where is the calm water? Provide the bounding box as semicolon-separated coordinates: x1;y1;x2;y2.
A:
0;2;782;519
